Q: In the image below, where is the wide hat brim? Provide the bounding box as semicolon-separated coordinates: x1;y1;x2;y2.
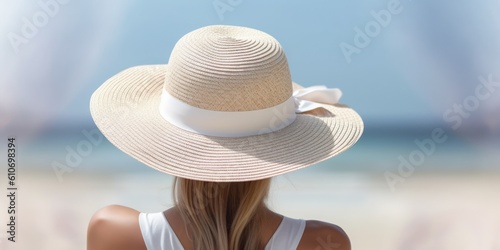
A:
90;65;364;182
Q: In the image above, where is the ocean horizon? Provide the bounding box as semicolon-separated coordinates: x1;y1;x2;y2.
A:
16;124;500;176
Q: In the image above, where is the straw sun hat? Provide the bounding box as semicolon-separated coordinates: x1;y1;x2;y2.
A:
90;25;363;182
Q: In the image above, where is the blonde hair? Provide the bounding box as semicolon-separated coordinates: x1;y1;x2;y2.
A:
173;177;272;250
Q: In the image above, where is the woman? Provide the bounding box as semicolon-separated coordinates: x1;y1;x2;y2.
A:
87;25;363;250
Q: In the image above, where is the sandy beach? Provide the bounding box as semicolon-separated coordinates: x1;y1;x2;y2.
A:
1;168;499;250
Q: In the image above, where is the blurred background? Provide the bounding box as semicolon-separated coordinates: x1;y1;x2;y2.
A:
1;0;500;249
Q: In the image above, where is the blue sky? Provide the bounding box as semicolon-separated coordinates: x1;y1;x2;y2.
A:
2;0;500;137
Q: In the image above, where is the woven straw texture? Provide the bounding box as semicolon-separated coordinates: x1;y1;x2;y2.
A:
90;26;363;182
165;25;291;111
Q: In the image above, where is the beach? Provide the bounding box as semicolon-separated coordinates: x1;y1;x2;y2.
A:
3;1;500;249
1;169;499;250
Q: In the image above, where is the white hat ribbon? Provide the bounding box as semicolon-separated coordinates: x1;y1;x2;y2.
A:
160;85;342;137
293;85;342;113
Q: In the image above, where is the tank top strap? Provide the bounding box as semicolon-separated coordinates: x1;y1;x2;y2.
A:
139;212;305;250
265;216;306;250
138;212;184;250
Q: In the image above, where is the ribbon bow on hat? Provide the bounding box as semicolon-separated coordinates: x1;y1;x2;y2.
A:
293;85;343;113
158;85;343;137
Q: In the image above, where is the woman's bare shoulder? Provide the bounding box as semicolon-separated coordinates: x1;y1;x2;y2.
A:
87;205;146;250
297;220;351;250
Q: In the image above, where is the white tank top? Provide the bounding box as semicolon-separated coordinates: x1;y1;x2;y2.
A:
139;212;306;250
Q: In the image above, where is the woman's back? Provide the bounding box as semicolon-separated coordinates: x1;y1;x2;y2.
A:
87;205;351;250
